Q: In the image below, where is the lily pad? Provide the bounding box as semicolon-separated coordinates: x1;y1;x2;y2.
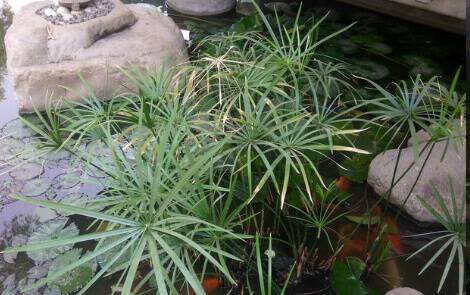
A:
367;42;392;55
335;38;359;55
1;119;38;140
85;140;111;158
0;138;24;162
97;237;132;271
48;248;96;294
350;59;390;80
27;218;79;264
34;207;59;223
43;286;61;295
230;13;264;34
52;172;83;190
0;215;41;294
350;34;392;55
20;178;50;197
43;149;70;162
9;162;44;181
58;193;90;216
399;54;442;77
330;257;379;295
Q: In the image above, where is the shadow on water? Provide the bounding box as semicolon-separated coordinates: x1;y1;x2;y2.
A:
0;0;464;294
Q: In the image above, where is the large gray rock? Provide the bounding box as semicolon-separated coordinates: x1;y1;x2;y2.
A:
5;0;187;113
167;0;236;16
367;123;466;223
385;287;423;295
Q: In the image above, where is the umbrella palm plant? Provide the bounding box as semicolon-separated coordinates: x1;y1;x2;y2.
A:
3;112;245;295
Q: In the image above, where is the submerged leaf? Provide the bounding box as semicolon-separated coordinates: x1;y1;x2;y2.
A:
350;59;389;80
346;215;381;225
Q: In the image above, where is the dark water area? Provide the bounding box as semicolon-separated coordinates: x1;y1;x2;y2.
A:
0;1;465;294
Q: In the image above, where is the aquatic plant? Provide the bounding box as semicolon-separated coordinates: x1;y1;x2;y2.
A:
195;1;356;112
407;179;466;295
287;183;349;250
26;218;79;264
218;88;367;208
246;234;294;295
329;256;379;295
360;69;466;155
3;124;244;295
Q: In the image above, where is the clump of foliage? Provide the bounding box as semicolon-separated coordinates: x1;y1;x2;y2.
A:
408;179;466;295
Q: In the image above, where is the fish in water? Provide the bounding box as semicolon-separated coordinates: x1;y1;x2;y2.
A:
382;216;403;255
335;176;350;192
385;234;403;255
338;239;369;259
186;277;221;295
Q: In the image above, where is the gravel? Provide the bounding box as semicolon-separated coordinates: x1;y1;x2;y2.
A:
36;0;115;25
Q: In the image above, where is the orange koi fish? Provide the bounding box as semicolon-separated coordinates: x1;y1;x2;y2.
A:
335;176;350;192
186;277;221;295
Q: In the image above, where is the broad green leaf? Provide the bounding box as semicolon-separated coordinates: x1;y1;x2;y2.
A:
330;257;380;295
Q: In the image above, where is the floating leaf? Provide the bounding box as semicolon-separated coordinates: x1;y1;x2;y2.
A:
27;218;79;264
20;178;51;197
335;38;359;55
346;215;381;225
330;257;379;295
43;285;61;295
339;154;373;183
1;119;38;140
0;138;24;162
47;248;97;294
399;54;442;77
43;149;70;162
9;162;44;181
96;237;132;272
230;14;264;33
52;172;82;190
350;59;389;80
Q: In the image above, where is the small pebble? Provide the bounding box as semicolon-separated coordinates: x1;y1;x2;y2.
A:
385;287;423;295
43;8;57;17
56;6;70;15
62;14;73;21
36;0;114;25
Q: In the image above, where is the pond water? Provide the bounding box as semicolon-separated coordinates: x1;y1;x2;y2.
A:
0;0;464;294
